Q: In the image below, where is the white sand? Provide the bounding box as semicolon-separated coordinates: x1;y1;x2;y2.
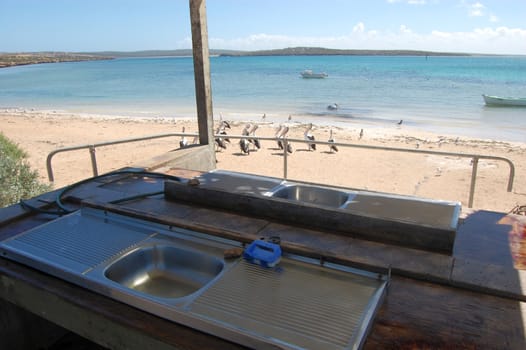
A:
1;108;525;213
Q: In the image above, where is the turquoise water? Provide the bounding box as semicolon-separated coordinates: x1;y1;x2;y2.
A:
1;55;525;141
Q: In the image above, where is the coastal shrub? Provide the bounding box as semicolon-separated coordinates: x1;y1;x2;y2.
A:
0;133;51;207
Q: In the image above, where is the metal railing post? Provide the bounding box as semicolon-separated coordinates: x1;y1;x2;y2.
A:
283;138;288;180
89;146;99;177
468;157;479;208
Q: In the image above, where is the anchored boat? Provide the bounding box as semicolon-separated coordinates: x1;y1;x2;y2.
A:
482;94;526;107
300;69;328;79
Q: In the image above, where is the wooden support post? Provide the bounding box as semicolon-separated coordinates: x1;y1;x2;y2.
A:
189;0;215;164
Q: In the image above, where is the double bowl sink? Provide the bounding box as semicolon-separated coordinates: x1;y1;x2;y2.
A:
194;170;461;231
265;182;461;230
180;170;462;253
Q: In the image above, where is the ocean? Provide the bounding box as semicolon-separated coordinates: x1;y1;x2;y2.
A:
1;55;525;142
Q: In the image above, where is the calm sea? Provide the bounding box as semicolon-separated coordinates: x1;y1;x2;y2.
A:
1;55;525;142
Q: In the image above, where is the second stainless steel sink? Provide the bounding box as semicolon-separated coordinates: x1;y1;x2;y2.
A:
268;183;350;208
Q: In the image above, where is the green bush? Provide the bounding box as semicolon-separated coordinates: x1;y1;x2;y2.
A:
0;133;51;207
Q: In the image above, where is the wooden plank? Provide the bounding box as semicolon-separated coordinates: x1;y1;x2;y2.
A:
189;0;215;163
365;276;526;349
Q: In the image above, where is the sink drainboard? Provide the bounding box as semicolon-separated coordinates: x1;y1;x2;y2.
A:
189;259;385;350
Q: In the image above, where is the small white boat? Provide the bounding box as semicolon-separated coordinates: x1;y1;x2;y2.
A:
300;69;328;79
482;94;526;107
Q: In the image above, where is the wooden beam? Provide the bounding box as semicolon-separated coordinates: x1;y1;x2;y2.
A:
189;0;215;163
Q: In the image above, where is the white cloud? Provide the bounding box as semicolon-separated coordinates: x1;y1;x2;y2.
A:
353;22;365;33
489;14;499;23
205;24;526;55
468;2;486;17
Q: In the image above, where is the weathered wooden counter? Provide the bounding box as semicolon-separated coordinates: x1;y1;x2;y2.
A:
1;170;525;349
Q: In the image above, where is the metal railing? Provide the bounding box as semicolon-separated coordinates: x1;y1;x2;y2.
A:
46;133;192;182
217;134;515;208
46;133;515;208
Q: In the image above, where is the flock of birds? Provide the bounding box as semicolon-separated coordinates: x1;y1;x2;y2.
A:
178;115;340;156
179;111;407;156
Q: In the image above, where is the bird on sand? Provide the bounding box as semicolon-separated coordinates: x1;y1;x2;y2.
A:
214;123;228;151
218;119;231;143
275;124;284;150
179;126;188;148
359;129;364;140
239;124;251;155
248;124;261;150
278;125;292;153
328;129;338;153
219;113;231;129
281;126;292;153
397;119;403;125
304;123;316;151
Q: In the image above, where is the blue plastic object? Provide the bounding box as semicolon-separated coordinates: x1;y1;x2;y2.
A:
243;240;282;268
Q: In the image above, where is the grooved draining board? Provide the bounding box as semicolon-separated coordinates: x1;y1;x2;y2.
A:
189;259;386;350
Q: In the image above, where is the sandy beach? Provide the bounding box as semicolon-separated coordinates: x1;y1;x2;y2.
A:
1;108;525;213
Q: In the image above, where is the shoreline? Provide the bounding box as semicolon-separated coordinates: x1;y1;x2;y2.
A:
3;105;525;144
1;108;525;213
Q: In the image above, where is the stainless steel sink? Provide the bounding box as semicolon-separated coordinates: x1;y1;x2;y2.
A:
268;184;350;208
104;244;224;299
0;207;388;350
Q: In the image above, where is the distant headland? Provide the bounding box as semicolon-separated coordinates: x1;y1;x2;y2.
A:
85;47;471;58
0;47;474;68
0;52;112;68
215;47;470;57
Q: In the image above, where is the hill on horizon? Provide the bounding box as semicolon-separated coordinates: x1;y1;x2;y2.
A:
86;46;470;58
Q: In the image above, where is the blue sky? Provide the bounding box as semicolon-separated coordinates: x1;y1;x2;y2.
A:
1;0;525;54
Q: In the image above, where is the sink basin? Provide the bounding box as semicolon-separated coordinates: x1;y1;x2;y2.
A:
104;244;225;299
269;184;349;208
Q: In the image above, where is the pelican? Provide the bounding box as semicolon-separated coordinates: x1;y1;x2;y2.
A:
280;126;293;154
214;124;227;151
239;124;251;155
248;124;261;150
285;137;293;154
242;123;251;136
304;123;316;151
218;120;231;143
328;129;338;153
179;126;188;148
275;124;284;150
219;113;231;129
